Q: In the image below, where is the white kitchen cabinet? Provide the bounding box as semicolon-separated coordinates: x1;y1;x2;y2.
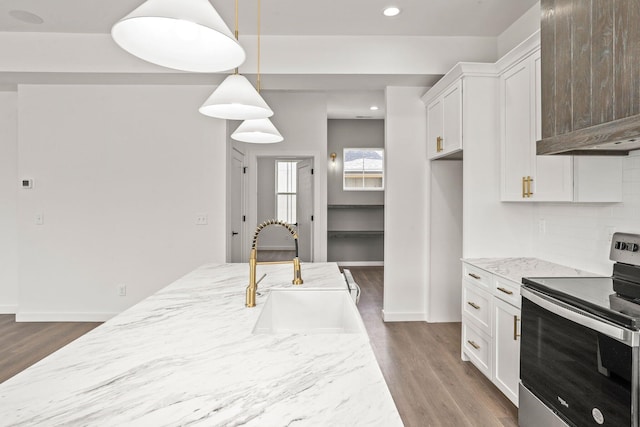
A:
499;44;622;202
426;80;462;159
493;297;520;406
461;261;521;407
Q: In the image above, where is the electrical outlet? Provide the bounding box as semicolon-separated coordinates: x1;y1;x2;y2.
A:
35;212;44;225
195;213;208;225
117;284;127;297
538;219;546;235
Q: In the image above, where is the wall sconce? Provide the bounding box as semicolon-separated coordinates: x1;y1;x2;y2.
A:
330;152;337;167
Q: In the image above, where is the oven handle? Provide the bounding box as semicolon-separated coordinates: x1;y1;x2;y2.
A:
521;287;637;346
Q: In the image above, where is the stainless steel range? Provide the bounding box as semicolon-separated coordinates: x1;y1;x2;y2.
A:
520;232;640;427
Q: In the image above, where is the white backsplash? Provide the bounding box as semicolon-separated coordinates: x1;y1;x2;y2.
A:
534;150;640;276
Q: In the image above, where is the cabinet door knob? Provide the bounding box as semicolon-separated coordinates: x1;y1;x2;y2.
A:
467;301;480;310
497;287;514;295
468;273;481;280
513;315;521;341
436;136;443;152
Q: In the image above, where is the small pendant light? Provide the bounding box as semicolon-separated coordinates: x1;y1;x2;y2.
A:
111;0;245;73
231;0;283;143
232;118;283;143
199;0;273;120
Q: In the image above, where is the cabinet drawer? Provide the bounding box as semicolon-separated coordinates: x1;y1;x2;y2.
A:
462;321;492;378
462;264;491;290
493;277;521;308
462;281;492;334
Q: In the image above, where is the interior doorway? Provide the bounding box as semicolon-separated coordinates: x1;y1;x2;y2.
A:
256;156;314;262
229;148;246;263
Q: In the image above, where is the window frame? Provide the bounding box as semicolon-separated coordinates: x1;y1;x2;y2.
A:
275;160;297;224
342;147;385;192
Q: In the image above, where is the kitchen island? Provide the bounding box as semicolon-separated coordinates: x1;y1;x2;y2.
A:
0;263;402;426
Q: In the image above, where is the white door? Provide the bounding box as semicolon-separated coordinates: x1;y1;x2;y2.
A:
296;159;313;262
230;148;245;262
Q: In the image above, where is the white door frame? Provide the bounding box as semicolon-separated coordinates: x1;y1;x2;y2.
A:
245;149;327;263
227;147;247;262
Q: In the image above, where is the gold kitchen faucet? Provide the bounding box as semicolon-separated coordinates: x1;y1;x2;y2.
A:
246;220;303;307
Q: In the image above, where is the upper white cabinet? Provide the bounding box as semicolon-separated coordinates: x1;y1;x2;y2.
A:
427;80;462;159
423;64;497;161
499;36;623;202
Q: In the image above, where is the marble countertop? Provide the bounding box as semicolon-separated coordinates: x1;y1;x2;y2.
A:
462;257;600;284
0;263;402;426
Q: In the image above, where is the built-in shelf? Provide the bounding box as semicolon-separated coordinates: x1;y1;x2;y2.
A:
327;203;384;263
328;230;384;238
328;204;384;209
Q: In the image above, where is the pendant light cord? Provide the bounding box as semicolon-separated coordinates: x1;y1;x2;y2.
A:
257;0;261;93
234;0;239;75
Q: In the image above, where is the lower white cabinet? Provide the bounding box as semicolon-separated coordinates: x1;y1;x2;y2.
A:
461;262;521;406
493;298;520;405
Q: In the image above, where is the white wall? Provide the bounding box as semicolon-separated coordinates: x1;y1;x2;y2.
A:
429;160;463;322
236;91;329;262
384;86;428;321
534;151;640;275
0;91;18;313
17;84;227;321
497;2;540;58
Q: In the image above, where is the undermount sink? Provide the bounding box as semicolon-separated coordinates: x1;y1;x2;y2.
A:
252;289;366;334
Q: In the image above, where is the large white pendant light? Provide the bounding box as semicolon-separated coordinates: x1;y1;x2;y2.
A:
111;0;245;72
199;74;273;119
231;0;282;143
232;118;283;143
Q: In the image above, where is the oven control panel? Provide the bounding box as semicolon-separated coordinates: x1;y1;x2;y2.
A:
610;232;640;265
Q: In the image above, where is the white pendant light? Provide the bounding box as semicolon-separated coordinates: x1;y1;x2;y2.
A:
231;0;282;143
111;0;245;72
199;74;273;120
198;0;273;120
232;118;284;143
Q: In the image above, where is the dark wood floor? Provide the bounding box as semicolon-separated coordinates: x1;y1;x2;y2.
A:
348;266;518;427
0;315;101;384
0;266;517;426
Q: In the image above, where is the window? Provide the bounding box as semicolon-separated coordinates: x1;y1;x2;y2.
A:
343;148;384;190
276;161;297;224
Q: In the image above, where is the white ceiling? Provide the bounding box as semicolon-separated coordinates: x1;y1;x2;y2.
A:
0;0;538;119
0;0;538;36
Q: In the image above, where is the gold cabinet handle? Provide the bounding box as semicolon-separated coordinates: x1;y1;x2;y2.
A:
522;176;534;198
467;340;481;350
468;273;481;280
467;301;480;310
436;136;443;152
514;315;521;340
497;287;514;295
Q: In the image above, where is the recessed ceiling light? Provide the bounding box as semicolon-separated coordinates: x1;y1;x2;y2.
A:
8;10;44;24
370;106;379;111
383;7;401;17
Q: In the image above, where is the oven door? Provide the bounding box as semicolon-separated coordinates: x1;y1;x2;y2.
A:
520;287;639;427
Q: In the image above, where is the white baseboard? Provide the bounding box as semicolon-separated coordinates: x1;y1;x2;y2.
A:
0;305;18;314
337;261;384;267
15;312;116;322
426;315;462;323
382;310;427;322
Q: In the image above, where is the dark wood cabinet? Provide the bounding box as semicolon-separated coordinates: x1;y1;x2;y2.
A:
538;0;640;155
